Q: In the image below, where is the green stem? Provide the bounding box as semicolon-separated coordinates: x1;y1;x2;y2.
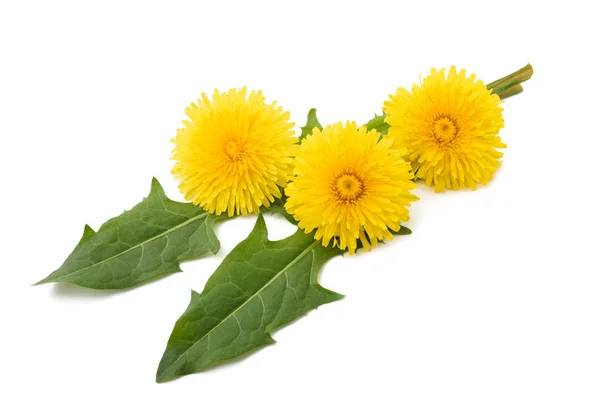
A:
487;64;533;99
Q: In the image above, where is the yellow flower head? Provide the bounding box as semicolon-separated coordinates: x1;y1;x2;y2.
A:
172;87;296;216
384;67;505;192
285;122;418;255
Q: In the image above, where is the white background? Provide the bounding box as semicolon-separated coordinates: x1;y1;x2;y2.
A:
1;1;599;399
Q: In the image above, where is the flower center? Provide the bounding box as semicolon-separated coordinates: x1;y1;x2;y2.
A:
225;140;246;161
432;117;458;143
334;173;364;201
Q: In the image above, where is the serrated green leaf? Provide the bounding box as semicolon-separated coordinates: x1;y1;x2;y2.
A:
156;214;343;382
35;178;220;290
298;108;323;141
364;113;390;135
265;194;297;225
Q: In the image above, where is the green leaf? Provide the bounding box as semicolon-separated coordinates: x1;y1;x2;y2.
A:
35;178;220;290
156;214;343;382
364;113;390;135
298;108;323;141
265;194;297;225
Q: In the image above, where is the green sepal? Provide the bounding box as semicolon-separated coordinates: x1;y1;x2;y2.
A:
156;214;343;382
35;178;220;290
395;225;412;235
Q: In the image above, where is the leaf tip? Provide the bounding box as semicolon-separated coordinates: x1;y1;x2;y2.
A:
80;224;96;242
306;108;322;128
333;292;345;301
252;213;269;242
83;224;95;233
155;369;171;384
265;334;276;345
149;177;166;197
299;108;323;141
190;289;203;303
32;276;52;286
155;352;177;383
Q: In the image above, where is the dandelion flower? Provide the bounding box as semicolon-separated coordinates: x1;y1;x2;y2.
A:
285;122;418;254
172;87;296;216
384;67;505;192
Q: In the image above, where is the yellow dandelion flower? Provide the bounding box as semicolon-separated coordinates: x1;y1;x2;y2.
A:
384;67;505;192
285;122;418;255
172;87;296;216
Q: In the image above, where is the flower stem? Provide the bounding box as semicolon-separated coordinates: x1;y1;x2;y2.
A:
487;64;533;99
